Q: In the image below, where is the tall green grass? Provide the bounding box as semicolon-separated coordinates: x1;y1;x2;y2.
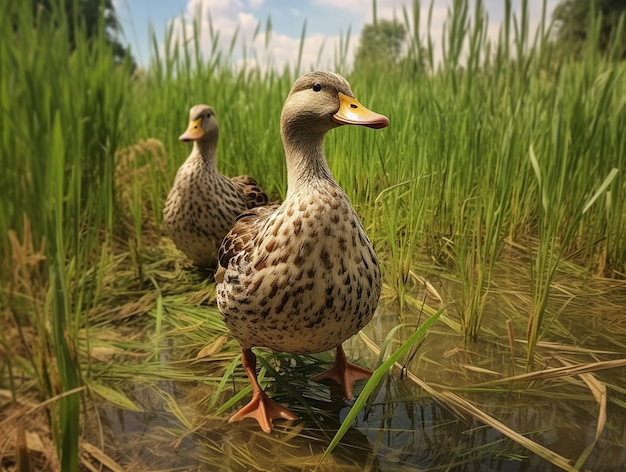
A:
359;0;626;350
1;2;134;469
1;0;626;468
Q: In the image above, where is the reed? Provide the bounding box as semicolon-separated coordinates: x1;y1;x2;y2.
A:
1;2;135;469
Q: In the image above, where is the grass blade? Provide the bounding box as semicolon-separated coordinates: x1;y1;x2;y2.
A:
319;309;442;463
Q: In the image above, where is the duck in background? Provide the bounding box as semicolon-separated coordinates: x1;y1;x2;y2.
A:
163;105;268;269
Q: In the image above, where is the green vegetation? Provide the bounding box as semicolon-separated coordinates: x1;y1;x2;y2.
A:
553;0;626;59
1;0;626;470
27;0;135;66
354;18;407;73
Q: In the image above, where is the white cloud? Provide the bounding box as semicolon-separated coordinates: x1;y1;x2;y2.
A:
168;0;256;61
163;0;558;74
168;0;353;73
313;0;360;9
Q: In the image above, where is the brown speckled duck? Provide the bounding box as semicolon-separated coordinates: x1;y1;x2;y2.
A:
215;71;389;432
163;105;268;269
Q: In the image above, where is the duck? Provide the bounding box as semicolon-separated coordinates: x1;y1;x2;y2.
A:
215;71;389;433
163;104;268;269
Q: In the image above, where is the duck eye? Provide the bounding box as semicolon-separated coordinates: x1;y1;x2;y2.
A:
312;83;322;92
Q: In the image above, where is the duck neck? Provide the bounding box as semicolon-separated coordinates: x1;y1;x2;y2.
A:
193;139;218;172
282;128;334;195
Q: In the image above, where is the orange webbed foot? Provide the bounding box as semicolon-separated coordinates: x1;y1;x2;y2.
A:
232;348;298;433
229;389;298;433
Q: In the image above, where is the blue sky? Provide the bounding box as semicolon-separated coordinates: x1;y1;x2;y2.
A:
115;0;558;70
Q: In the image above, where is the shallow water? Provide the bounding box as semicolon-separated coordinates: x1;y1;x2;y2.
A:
94;267;626;471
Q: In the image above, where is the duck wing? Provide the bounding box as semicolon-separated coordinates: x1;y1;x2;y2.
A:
215;204;279;282
231;175;269;208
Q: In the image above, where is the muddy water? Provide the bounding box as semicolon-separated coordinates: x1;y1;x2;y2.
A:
96;271;626;471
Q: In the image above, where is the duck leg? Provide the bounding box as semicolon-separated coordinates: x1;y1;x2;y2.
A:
229;348;298;433
311;344;373;400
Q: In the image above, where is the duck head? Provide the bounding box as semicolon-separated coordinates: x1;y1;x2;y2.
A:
179;104;220;142
280;71;389;136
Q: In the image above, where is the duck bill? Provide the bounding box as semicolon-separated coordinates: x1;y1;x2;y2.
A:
332;92;389;129
179;118;204;141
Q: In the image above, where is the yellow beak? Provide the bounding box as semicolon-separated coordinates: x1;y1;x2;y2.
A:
179;118;205;141
332;92;389;129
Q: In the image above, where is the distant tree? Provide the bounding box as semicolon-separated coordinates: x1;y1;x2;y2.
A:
553;0;626;58
354;19;407;72
32;0;135;67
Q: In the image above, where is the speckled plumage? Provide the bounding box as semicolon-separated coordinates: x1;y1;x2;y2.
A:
163;105;267;269
215;71;389;432
217;186;379;353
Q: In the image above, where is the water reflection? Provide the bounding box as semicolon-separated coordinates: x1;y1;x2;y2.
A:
94;273;626;471
94;352;626;471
